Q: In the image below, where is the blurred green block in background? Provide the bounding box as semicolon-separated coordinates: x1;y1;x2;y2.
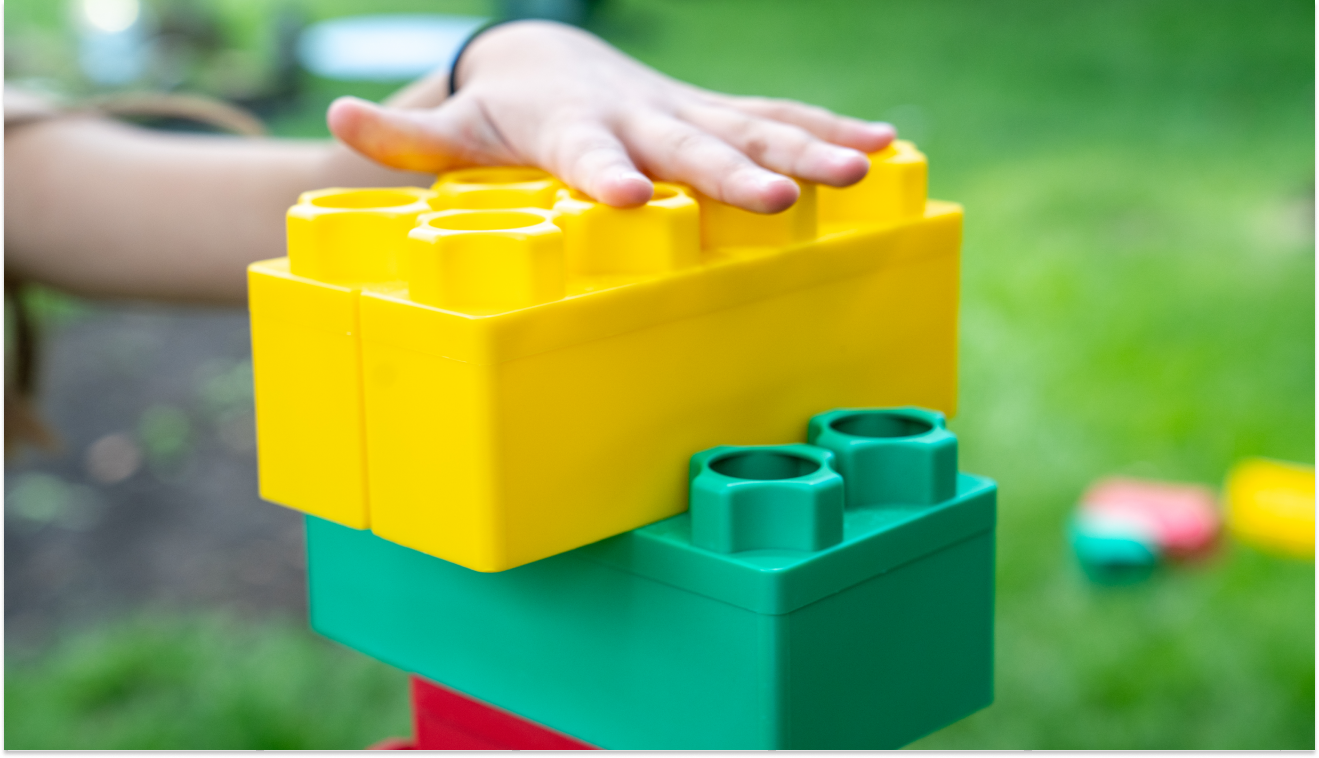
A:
1069;516;1160;585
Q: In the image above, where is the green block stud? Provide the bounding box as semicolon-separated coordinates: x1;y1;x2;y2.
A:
808;407;957;507
689;444;844;553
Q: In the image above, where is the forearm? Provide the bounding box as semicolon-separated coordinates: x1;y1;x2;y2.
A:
4;117;432;304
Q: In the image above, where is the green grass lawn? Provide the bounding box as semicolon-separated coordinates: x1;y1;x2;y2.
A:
5;0;1314;749
5;614;410;750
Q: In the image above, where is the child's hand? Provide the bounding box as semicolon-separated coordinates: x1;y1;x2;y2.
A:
326;20;895;214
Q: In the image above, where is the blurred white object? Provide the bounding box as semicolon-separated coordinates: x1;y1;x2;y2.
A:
298;14;489;82
81;0;139;33
74;0;150;86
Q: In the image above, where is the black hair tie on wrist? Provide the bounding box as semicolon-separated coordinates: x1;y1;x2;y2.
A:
448;19;516;97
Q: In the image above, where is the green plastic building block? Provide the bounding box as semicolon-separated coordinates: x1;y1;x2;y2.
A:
306;408;996;749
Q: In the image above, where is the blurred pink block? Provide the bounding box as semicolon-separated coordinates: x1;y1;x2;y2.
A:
1080;477;1220;558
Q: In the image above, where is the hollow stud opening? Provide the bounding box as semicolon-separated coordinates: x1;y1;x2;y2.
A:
710;451;822;481
829;413;933;439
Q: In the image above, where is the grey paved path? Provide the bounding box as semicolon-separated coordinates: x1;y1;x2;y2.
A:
5;302;306;647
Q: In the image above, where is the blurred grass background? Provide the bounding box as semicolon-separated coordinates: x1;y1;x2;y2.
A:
4;0;1314;749
5;614;410;749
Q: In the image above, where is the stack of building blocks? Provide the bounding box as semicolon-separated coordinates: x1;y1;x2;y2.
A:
1224;458;1315;559
247;141;995;748
1068;477;1220;584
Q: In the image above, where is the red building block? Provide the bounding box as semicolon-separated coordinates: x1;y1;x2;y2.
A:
371;676;597;750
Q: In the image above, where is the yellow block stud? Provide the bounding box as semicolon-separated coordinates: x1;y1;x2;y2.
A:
818;140;928;229
552;183;701;276
288;187;435;283
250;186;435;530
430;167;563;210
407;209;567;313
698;181;818;250
1225;457;1315;559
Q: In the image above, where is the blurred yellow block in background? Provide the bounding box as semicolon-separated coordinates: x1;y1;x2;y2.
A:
1225;457;1315;559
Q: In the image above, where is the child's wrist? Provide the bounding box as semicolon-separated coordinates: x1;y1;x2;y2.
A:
453;20;578;91
447;19;518;96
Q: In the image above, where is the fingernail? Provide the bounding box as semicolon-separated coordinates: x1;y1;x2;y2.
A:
829;145;865;162
605;170;653;206
621;170;653;188
753;173;799;212
619;169;651;187
756;173;795;192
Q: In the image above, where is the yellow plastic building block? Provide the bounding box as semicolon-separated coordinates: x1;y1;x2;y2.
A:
248;142;961;571
1225;457;1315;559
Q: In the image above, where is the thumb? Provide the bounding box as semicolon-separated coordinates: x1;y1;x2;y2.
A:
326;95;517;174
